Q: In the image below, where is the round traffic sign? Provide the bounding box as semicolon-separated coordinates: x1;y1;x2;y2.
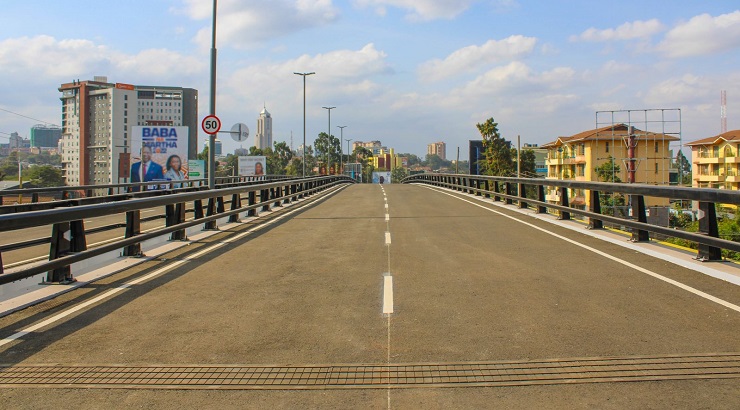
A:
201;115;222;135
230;123;250;142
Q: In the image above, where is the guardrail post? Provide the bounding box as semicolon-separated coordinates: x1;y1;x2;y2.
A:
247;191;258;217
283;185;291;205
194;199;204;219
474;179;482;196
123;210;142;256
457;177;463;192
261;188;271;212
518;183;527;209
47;222;75;283
697;201;722;261
588;190;603;229
165;203;187;241
630;195;649;242
493;181;501;202
291;183;298;201
216;196;226;213
273;187;283;207
204;197;217;230
484;180;491;198
32;193;39;203
505;182;514;205
228;194;242;223
558;187;570;220
70;220;87;252
537;184;547;214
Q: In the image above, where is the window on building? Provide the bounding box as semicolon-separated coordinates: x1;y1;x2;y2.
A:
655;163;659;173
654;142;659;153
605;141;609;153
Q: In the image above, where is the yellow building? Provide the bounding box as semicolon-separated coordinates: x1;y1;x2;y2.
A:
541;124;678;209
686;130;740;190
371;148;404;171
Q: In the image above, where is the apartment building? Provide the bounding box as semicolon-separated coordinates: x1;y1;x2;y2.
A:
541;124;678;208
686;129;740;190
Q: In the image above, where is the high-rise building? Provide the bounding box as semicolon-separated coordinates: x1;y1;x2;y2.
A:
204;138;223;156
255;106;272;150
427;142;446;160
58;77;198;186
30;125;62;148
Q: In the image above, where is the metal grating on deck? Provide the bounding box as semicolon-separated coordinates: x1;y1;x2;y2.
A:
1;353;738;390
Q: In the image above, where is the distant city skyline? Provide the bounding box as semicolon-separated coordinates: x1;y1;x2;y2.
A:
0;1;738;159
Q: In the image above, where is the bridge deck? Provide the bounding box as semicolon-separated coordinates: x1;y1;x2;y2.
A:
1;184;738;408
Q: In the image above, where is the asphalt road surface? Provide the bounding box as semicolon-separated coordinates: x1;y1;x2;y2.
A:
0;184;738;409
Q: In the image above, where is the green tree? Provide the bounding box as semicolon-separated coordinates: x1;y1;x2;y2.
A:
425;154;445;170
197;146;209;161
675;150;692;185
594;156;622;183
518;149;537;176
476;117;514;176
271;141;293;174
594;156;625;212
25;165;64;187
391;166;409;183
314;132;341;171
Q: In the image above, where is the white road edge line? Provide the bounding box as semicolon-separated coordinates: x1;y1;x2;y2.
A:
420;184;740;314
385;214;390;222
0;185;351;348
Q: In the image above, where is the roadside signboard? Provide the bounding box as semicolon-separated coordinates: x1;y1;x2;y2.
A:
201;115;221;135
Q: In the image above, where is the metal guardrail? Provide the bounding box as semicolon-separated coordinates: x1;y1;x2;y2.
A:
0;176;354;285
0;175;295;213
402;173;740;261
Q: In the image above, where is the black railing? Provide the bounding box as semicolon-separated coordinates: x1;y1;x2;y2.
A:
0;176;354;285
402;173;740;261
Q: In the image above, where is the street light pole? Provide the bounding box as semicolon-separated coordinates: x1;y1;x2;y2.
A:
337;125;346;175
208;0;218;189
345;138;352;178
322;106;335;174
293;72;314;178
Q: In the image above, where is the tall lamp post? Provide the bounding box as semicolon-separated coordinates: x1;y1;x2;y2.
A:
345;138;352;178
208;0;218;190
322;106;335;174
293;72;315;177
337;125;346;175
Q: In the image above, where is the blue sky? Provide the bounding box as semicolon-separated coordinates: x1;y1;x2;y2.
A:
1;0;739;158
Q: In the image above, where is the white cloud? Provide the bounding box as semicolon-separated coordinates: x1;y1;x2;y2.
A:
642;74;712;106
0;35;206;81
571;19;665;42
184;0;339;49
353;0;475;21
418;35;537;81
658;11;740;58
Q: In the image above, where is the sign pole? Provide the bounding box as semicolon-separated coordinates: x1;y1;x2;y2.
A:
208;0;218;190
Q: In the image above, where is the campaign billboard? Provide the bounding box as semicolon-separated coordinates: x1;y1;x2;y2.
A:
130;126;190;186
238;156;267;176
372;171;392;184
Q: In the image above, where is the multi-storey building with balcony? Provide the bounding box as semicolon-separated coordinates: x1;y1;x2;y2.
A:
541;124;678;209
59;77;198;186
686;130;740;190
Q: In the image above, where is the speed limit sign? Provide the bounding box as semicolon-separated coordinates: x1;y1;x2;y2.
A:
201;115;222;135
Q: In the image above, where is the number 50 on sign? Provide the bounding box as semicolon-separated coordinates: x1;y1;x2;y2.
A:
201;115;222;134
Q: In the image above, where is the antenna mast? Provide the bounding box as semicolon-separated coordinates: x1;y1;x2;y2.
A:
721;90;727;134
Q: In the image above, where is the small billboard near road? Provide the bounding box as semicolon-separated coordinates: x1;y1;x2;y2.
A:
372;171;391;184
238;156;267;176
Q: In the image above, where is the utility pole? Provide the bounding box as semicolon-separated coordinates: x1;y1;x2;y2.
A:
338;125;346;175
294;72;315;177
